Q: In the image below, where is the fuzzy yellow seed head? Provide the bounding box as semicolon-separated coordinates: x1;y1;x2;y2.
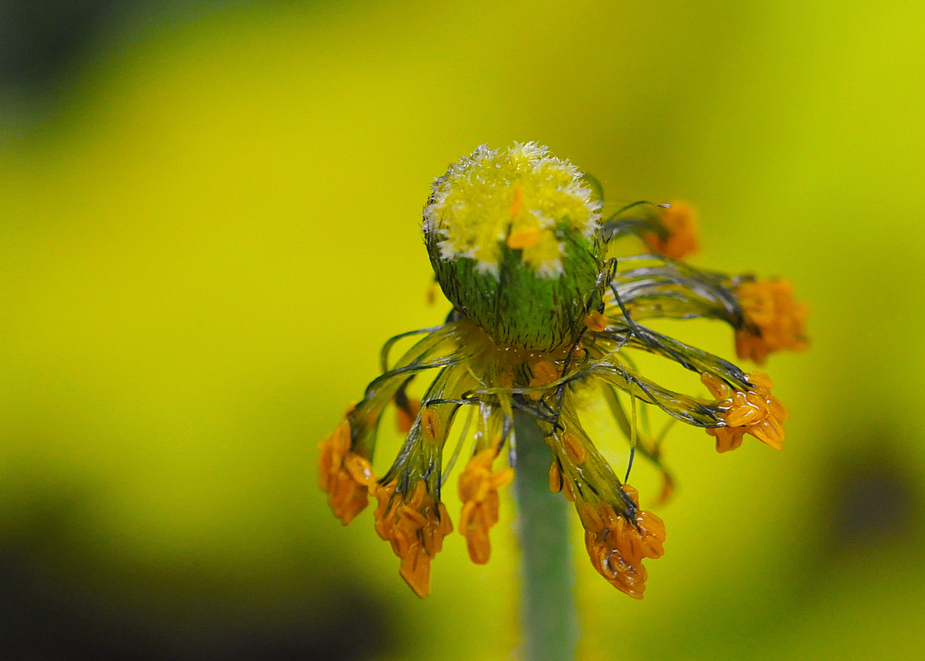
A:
423;143;607;350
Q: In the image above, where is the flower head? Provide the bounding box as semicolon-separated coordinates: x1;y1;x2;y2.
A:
372;480;453;597
319;143;807;598
423;143;605;351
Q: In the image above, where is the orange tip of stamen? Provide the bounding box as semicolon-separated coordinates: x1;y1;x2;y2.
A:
584;309;607;332
508;185;524;218
507;227;543;250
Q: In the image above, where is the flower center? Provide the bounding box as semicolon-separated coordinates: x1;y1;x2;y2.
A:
423;142;606;351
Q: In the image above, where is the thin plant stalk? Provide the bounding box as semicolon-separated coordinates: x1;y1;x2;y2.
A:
514;411;578;661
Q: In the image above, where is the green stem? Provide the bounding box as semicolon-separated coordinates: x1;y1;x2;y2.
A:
513;411;578;661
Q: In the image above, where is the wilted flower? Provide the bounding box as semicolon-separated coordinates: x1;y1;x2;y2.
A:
319;143;806;598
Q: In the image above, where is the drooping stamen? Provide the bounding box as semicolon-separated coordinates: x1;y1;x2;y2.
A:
734;279;809;364
578;485;666;599
458;448;514;564
318;418;375;525
373;480;453;598
703;371;789;452
643;202;697;260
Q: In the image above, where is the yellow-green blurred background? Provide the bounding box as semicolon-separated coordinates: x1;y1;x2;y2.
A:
2;0;923;658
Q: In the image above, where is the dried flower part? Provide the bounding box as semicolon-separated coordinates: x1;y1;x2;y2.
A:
702;372;789;452
318;419;374;525
578;486;666;599
735;279;809;364
458;449;515;564
373;481;453;598
644;202;697;260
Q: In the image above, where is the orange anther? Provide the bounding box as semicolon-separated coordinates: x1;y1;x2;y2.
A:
507;227;543;250
548;461;563;493
562;431;588;464
583;309;607;332
532;360;559;385
398;505;429;528
579;491;666;599
578;501;605;532
399;547;432;598
318;418;373;525
437;503;454;536
704;371;788;453
458;449;512;565
409;480;428;507
420;406;442;444
621;484;640;507
344;453;375;486
372;478;451;599
508;185;524;218
528;360;560;400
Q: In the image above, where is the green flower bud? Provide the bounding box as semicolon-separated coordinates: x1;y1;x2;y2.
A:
423;143;606;351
